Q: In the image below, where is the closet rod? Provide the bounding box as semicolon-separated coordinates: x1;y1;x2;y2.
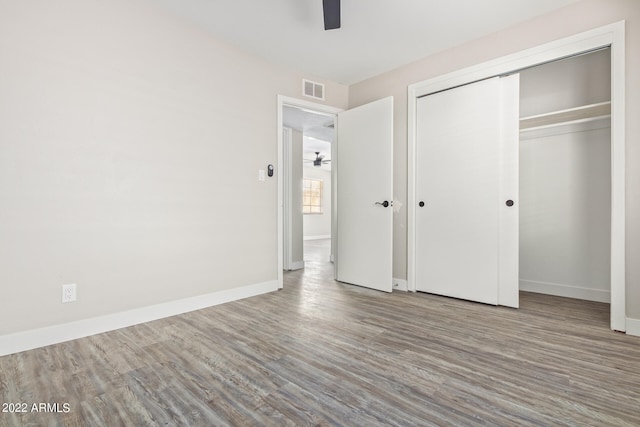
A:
520;101;611;130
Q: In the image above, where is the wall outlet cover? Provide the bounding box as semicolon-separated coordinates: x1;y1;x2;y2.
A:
62;284;77;303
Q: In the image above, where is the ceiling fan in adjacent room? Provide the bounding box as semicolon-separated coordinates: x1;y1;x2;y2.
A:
323;0;341;30
305;152;331;167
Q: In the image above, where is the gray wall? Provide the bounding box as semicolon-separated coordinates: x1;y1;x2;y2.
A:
348;0;640;319
0;0;347;336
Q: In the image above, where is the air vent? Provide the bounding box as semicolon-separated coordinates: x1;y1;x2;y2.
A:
303;79;325;100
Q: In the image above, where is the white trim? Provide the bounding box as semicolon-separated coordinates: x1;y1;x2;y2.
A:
609;21;626;333
408;21;626;331
304;235;331;241
277;95;342;288
331;116;339;278
393;278;408;292
283;127;293;271
520;280;610;303
626;318;640;337
0;280;279;357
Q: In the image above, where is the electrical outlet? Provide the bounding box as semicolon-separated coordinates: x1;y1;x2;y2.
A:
62;284;76;303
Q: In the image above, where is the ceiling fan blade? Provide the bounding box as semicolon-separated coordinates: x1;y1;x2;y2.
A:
323;0;341;30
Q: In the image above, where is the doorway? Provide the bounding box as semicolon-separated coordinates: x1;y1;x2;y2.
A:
282;104;335;273
277;95;395;293
277;96;341;287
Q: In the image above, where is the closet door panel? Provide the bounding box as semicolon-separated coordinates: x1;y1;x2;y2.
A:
499;74;520;308
415;76;518;306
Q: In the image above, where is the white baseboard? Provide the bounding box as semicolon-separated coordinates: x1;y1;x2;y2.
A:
520;279;610;303
626;318;640;337
393;278;408;292
303;235;331;241
0;280;279;357
286;261;305;271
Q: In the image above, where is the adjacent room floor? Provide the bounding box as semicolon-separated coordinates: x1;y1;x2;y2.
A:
302;238;332;279
1;245;639;426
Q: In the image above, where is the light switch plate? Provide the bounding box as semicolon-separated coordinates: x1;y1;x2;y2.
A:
258;169;266;182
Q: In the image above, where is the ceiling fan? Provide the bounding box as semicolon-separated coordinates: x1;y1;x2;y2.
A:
305;152;331;167
323;0;341;30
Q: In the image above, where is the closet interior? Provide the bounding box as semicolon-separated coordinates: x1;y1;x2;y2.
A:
518;48;612;304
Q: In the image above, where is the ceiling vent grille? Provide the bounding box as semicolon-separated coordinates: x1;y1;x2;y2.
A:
303;79;325;100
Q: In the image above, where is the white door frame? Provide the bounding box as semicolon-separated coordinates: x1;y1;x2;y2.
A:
277;95;342;288
282;126;295;271
407;21;626;331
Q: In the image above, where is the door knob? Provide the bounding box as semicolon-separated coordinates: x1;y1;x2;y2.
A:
419;201;425;207
506;200;514;207
375;201;391;208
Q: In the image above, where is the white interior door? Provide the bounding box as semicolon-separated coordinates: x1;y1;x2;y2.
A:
415;76;519;306
336;97;393;292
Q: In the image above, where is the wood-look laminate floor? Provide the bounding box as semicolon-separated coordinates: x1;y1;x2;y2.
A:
2;240;639;426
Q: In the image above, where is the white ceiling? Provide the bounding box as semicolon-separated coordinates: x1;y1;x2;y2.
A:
302;136;332;170
283;105;335;142
283;105;334;169
150;0;580;85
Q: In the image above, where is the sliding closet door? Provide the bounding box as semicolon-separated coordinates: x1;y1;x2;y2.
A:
415;75;519;307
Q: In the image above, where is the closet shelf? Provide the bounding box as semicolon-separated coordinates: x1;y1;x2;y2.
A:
520;101;611;132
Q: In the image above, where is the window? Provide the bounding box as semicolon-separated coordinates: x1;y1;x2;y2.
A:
303;178;323;214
